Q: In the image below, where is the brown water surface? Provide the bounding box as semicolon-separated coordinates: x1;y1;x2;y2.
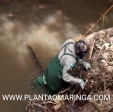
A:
0;0;113;112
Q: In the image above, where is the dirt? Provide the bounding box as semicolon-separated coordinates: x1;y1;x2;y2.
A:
26;29;113;112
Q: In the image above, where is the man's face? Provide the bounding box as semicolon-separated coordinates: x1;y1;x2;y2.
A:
76;43;87;53
76;43;88;59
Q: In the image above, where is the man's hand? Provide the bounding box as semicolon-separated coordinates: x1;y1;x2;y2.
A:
78;59;91;71
83;62;91;70
79;79;86;89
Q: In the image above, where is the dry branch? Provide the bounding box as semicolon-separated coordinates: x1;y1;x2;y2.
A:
27;44;44;71
88;39;95;60
83;5;113;37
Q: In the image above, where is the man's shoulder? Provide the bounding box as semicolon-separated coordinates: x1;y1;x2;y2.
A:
64;39;75;43
62;39;75;46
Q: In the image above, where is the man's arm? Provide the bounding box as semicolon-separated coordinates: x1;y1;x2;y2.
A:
62;58;86;89
62;59;81;85
78;59;91;70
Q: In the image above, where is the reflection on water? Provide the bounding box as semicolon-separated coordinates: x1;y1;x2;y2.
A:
0;0;113;112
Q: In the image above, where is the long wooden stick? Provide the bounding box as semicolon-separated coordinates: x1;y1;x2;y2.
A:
27;44;44;70
88;39;95;60
82;4;113;38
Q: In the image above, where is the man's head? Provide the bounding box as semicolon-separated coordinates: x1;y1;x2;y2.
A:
74;40;89;58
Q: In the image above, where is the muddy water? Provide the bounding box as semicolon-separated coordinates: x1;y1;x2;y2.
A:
0;0;113;112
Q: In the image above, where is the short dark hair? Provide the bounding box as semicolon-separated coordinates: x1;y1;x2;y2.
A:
75;40;89;53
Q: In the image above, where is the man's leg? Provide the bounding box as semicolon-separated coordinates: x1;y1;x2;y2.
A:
31;73;47;88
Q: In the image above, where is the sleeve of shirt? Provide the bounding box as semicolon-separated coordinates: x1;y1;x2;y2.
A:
78;59;87;66
62;58;80;85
